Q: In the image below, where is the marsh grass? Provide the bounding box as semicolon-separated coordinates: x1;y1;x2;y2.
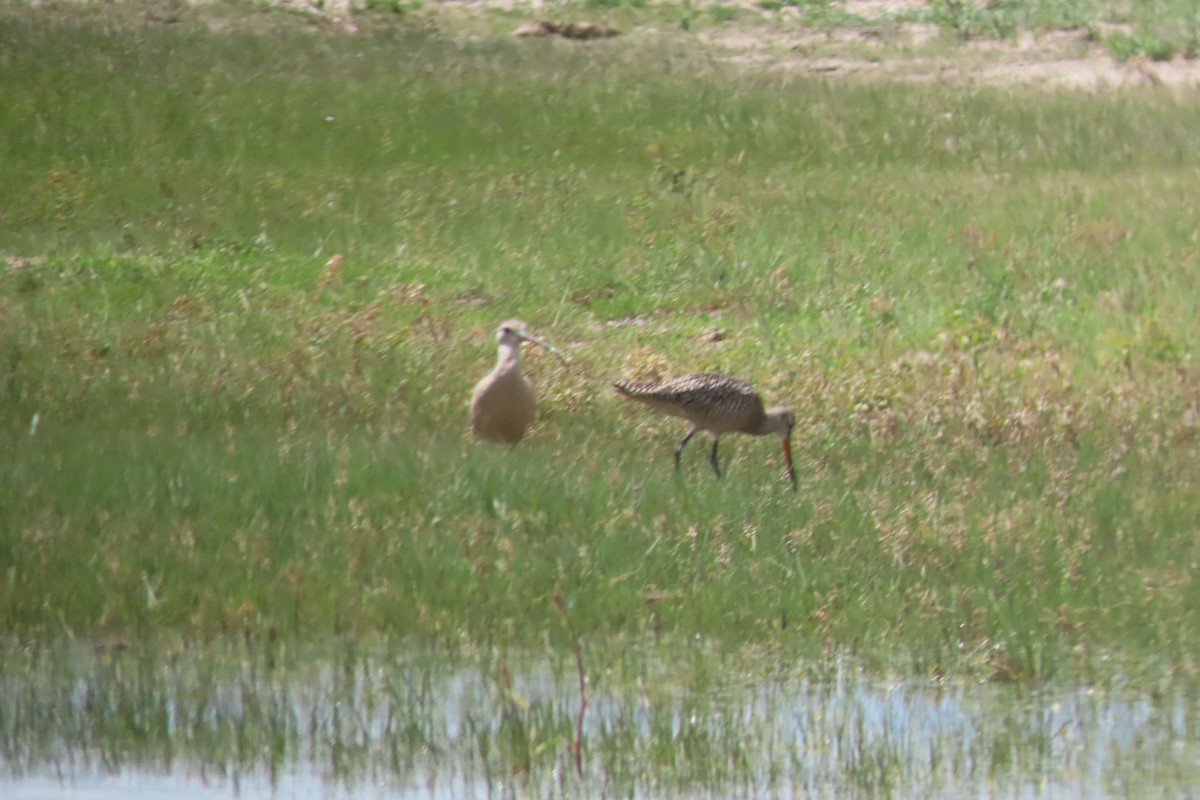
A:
3;1;1200;692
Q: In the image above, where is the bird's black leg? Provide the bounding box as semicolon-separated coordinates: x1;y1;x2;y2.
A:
709;437;723;478
674;428;698;472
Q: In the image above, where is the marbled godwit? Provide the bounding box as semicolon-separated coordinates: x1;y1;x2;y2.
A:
614;372;797;489
470;320;563;444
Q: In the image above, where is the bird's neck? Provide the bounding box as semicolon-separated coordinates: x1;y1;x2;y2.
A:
495;343;522;371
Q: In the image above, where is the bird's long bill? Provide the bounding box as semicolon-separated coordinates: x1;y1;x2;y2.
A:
781;437;797;490
517;331;568;364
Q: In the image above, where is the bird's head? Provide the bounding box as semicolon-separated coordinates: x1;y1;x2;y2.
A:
765;406;795;438
497;319;530;347
496;320;566;363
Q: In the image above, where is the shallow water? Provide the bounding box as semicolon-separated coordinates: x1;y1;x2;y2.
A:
1;641;1196;798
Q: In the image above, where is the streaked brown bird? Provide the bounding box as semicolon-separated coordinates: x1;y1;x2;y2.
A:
614;372;796;489
469;320;564;444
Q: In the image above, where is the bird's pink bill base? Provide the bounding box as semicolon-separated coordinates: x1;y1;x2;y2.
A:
781;437;797;491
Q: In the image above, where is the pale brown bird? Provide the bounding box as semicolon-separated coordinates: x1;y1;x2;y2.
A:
614;372;796;489
469;320;563;444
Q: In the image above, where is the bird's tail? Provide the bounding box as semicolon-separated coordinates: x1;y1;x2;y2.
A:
613;380;648;398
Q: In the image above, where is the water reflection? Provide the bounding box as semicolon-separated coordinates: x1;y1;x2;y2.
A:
0;641;1195;798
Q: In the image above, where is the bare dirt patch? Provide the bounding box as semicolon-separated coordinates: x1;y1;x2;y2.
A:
703;23;1200;89
148;0;1200;90
659;1;1200;90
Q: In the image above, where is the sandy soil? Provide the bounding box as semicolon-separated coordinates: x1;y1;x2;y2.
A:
695;12;1200;90
266;0;1200;90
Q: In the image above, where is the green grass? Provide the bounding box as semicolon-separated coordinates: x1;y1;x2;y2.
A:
3;0;1200;691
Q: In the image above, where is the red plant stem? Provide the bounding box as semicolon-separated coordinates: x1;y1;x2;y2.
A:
572;639;586;778
554;591;586;778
